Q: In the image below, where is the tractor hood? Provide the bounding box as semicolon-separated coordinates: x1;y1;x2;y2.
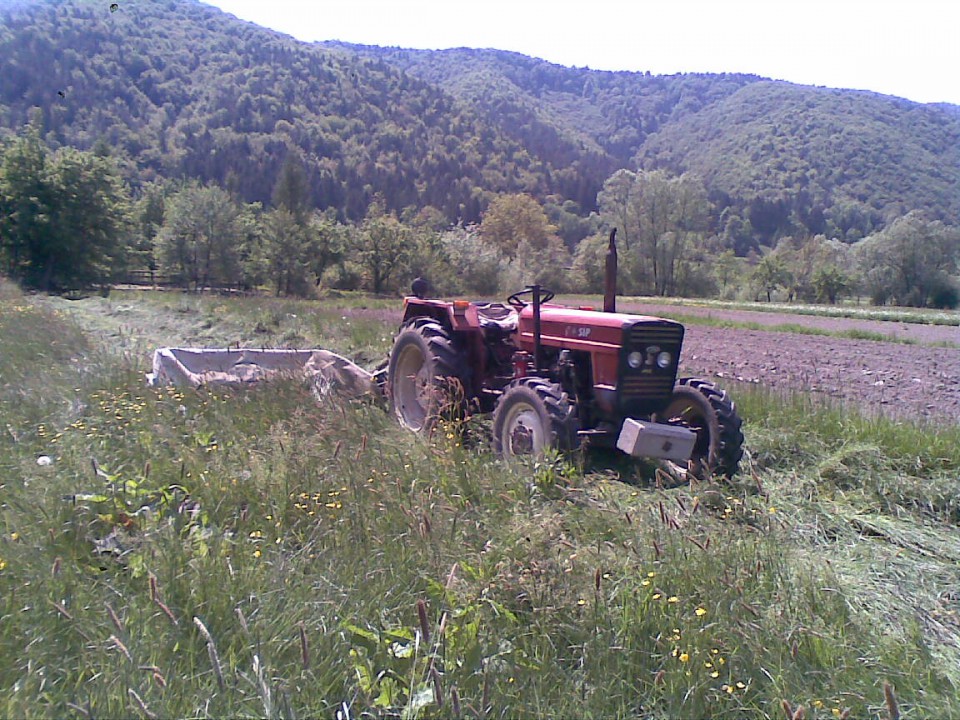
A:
517;305;684;355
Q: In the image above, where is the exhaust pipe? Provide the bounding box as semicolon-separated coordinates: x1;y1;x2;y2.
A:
603;228;618;313
531;284;543;372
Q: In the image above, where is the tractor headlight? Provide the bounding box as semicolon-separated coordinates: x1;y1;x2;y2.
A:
627;351;644;369
656;351;672;369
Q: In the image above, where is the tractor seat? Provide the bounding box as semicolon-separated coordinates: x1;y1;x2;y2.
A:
474;302;518;332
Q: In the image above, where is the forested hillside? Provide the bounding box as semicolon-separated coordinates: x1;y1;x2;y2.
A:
329;43;960;245
637;82;960;248
323;43;763;215
0;0;560;223
1;0;958;305
1;0;958;240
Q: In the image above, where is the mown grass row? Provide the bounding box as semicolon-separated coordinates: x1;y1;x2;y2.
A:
2;283;958;718
661;313;952;346
610;295;960;327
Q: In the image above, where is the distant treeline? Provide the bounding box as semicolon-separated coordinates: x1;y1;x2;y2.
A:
2;121;957;307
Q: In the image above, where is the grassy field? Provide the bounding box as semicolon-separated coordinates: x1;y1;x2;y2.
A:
2;282;959;718
602;295;960;327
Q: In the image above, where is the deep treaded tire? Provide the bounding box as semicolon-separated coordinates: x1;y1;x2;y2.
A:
388;319;463;433
656;377;744;478
492;378;580;458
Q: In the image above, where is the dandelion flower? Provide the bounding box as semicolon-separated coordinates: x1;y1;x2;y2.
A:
695;607;707;617
678;653;689;663
667;596;679;603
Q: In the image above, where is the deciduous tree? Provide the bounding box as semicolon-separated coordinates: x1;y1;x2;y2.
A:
855;213;960;307
598;169;711;296
0;124;130;290
479;193;558;258
157;183;247;290
357;201;412;294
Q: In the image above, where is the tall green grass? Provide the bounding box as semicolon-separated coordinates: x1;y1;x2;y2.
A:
1;287;958;718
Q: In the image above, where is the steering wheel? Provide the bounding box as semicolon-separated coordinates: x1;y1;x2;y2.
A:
507;286;555;310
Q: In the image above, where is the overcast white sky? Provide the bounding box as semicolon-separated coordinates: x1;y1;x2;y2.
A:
203;0;959;106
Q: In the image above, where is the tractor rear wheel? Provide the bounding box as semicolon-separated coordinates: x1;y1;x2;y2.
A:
492;378;579;459
655;378;744;479
388;319;463;433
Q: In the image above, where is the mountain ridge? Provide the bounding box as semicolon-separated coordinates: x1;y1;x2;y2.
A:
1;0;956;247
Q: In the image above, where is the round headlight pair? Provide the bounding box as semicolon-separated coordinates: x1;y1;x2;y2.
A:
628;350;672;369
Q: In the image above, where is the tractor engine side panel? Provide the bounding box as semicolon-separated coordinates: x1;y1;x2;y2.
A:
516;309;623;387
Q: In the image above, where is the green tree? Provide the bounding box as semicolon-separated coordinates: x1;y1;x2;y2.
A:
311;210;349;289
812;265;852;304
569;231;610;294
130;181;168;275
357;201;412;294
437;226;505;295
44;147;131;289
855;213;960;307
750;254;793;302
260;208;312;296
156;183;247;290
479;194;558;258
272;151;312;224
0;124;130;290
598;169;711;296
0;125;50;282
772;235;855;303
712;249;742;294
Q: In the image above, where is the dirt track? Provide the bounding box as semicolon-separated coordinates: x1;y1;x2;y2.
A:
618;303;960;424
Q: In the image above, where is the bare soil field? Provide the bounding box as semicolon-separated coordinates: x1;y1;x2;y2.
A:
620;302;960;424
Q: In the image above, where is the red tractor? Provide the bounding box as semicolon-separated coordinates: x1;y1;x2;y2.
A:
385;231;744;479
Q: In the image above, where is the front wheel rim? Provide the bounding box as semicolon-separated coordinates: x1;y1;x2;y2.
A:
501;402;545;456
393;344;430;430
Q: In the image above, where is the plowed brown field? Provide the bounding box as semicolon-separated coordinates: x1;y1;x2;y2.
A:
618;301;960;423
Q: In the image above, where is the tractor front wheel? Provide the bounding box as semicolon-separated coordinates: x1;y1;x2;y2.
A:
388;319;462;433
655;378;744;479
492;378;579;459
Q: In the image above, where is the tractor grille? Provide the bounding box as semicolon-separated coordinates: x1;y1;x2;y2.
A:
619;320;684;415
620;374;677;395
628;323;684;347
